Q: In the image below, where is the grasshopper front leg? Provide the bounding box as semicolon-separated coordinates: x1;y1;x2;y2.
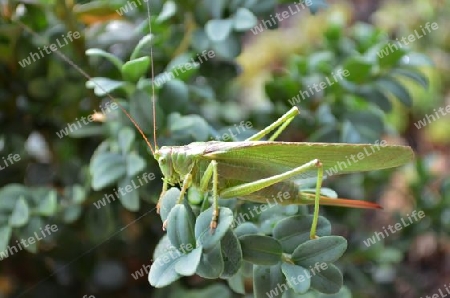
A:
220;159;324;239
156;180;169;214
199;160;219;230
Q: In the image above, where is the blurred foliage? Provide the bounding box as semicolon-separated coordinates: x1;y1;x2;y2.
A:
0;0;449;298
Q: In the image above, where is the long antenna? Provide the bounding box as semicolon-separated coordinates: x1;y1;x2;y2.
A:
144;1;158;151
13;19;156;156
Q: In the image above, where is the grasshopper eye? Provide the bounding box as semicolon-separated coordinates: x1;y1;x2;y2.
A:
159;157;166;164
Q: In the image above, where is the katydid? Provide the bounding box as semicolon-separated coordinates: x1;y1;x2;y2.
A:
149;107;413;239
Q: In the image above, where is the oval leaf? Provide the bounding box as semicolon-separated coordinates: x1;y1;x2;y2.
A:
37;190;57;216
205;19;233;41
9;197;29;227
117;176;140;211
281;263;311;294
85;48;123;71
85;77;125;96
239;235;282;265
126;153;146;176
253;264;285;298
90;152;127;190
234;222;259;238
159;188;181;222
220;229;243;278
342;57;372;83
118;127;135;154
175;245;203;276
375;77;412;107
196;243;224;278
273;215;331;254
148;250;183;287
233;8;257;31
195;207;233;250
310;263;343;294
166;204;196;251
292;236;347;266
121;57;151;83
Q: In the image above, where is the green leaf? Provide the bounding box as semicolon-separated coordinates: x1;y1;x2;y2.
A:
90;152;127;190
191;29;211;52
167;204;196;251
156;1;177;23
165;54;200;82
37;190;57;216
195;207;233;250
62;206;82;223
121;57;151;83
233;8;257;31
220;229;243;278
0;184;28;211
85;77;125;96
175;246;203;276
234;222;259;237
16;216;44;253
401;53;434;67
148;249;183;287
291;236;347;266
210;33;241;59
342;57;372;83
153;235;176;261
68;185;86;204
159;188;181;222
391;68;429;89
341;120;361;143
281;263;311;294
159;79;190;113
0;226;12;256
361;88;392;112
240;235;282;265
273;215;331;253
85;48;123;71
130;34;154;60
9;196;29;227
196;243;224;278
253;264;285;298
310;263;343;294
118;127;135;154
375;77;412;107
117;176;140;211
169;113;211;141
377;43;407;68
227;269;246;294
205;19;234;41
126;153;146;177
130;89;164;134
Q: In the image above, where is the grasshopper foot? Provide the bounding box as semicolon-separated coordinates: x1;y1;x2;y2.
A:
310;234;319;240
162;219;168;231
209;209;219;233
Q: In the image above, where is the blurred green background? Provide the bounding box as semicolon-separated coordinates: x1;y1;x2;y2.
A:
0;0;449;297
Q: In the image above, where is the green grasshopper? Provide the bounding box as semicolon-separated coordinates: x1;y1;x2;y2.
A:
148;107;413;239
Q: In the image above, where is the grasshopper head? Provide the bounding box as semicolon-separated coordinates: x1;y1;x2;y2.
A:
155;147;177;184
